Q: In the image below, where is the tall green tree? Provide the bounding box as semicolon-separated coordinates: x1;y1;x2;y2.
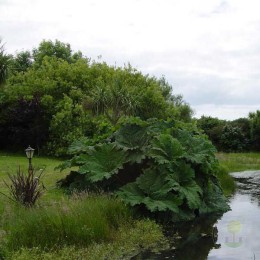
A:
0;40;10;86
10;50;32;74
249;110;260;150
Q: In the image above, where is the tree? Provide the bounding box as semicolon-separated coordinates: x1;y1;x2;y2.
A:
197;116;226;150
88;78;138;125
32;39;80;66
1;39;194;155
249;110;260;151
220;124;247;152
10;50;32;73
0;39;10;86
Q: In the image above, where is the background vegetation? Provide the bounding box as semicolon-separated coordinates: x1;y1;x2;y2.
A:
0;39;193;157
197;114;260;153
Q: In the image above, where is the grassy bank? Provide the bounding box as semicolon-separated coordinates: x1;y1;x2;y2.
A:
217;152;260;172
216;152;260;196
0;152;167;259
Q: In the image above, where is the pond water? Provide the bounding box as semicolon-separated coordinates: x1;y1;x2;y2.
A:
133;171;260;260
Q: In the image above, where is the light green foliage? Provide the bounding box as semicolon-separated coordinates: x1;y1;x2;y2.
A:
217;152;260;172
47;95;91;156
0;39;193;155
214;164;236;196
32;39;76;66
9;50;32;74
2;195;130;251
61;119;229;221
8;219;166;260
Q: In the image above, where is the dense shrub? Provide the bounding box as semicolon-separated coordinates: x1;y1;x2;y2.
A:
58;118;229;221
197;116;251;152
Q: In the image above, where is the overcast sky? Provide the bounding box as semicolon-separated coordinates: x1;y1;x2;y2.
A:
1;0;260;120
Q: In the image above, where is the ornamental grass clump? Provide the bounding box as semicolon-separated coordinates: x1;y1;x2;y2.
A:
3;166;45;207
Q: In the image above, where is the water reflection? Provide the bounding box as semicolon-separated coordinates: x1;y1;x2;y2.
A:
208;171;260;259
133;171;260;260
133;214;222;259
168;215;221;260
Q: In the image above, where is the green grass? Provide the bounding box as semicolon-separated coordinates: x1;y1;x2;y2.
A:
2;194;130;251
215;152;260;196
0;151;167;259
8;220;167;260
217;152;260;172
214;164;236;196
0;151;70;202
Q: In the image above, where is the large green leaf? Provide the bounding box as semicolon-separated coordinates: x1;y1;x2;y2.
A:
114;124;150;151
165;163;202;209
78;143;127;182
67;137;92;155
199;176;230;214
146;119;175;135
177;129;216;164
116;182;145;206
136;168;166;195
148;134;184;165
177;182;202;209
142;195;181;213
117;181;181;213
166;162;195;184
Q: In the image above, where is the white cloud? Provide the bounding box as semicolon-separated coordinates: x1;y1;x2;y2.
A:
194;104;260;120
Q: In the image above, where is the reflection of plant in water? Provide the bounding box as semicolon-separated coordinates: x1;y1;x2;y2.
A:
169;215;221;259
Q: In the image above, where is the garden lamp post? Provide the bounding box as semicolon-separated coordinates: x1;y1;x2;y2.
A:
25;145;35;173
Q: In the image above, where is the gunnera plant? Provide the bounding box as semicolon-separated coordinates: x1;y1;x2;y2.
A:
57;118;230;221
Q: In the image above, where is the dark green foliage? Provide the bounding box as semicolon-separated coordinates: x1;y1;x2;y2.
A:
249;110;260;150
220;124;247;152
197;116;226;150
197;116;251;152
59;119;229;221
0;95;48;151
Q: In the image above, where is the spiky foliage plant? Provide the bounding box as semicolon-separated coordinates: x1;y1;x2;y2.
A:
3;167;45;207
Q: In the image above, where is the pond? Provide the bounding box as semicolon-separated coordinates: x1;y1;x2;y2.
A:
133;171;260;259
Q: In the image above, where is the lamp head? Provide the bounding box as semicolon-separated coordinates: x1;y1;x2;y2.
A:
25;145;35;159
